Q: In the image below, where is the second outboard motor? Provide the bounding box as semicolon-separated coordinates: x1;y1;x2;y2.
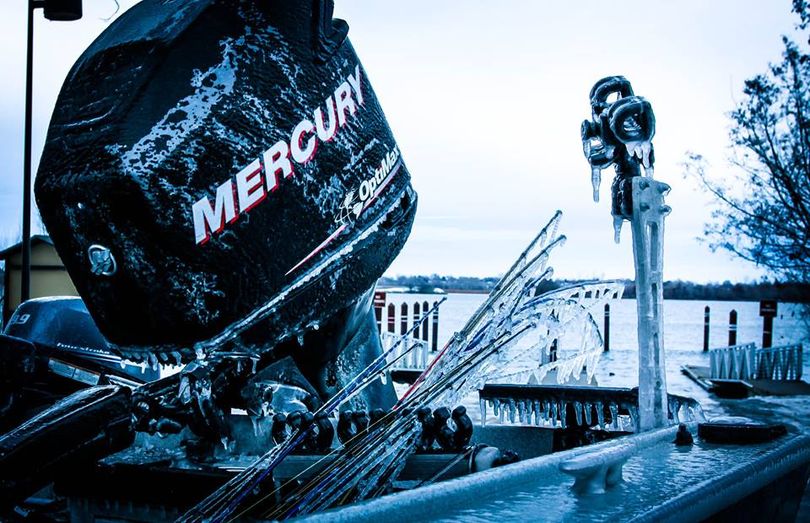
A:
0;298;159;430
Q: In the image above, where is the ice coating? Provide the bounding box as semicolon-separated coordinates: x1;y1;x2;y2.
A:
36;0;416;355
120;39;238;182
216;213;635;519
479;389;704;431
582;77;669;431
591;165;602;202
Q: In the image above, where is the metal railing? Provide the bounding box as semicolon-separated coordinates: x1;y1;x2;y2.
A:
709;342;804;381
755;343;804;381
380;331;431;371
374;292;442;353
709;343;757;380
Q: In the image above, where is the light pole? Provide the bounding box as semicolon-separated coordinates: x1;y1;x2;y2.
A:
21;0;82;304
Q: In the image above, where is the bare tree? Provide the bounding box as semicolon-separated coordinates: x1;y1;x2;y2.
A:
686;1;810;283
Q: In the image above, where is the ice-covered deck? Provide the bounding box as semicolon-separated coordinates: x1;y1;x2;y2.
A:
298;424;810;522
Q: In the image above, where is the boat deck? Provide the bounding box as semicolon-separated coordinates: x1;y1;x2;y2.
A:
300;424;810;522
681;364;810;397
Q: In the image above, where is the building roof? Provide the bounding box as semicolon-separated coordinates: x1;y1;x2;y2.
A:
0;235;54;259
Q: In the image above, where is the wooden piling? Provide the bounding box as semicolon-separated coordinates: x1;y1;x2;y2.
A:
413;302;421;339
421;301;429;342
373;291;386;333
760;300;777;349
604;303;610;352
763;316;774;348
703;306;710;352
728;309;737;346
431;302;439;352
400;303;408;335
387;304;396;333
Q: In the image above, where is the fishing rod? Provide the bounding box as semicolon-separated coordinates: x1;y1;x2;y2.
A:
210;213;574;521
254;326;527;519
267;327;533;519
181;298;446;522
400;232;566;401
276;273;624;518
269;283;612;518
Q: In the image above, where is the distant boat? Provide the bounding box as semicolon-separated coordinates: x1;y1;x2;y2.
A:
377;287;446;294
379;286;411;293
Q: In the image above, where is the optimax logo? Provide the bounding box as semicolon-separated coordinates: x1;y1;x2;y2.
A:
284;146;402;276
336;147;401;226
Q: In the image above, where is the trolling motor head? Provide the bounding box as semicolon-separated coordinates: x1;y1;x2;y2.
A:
581;76;656;240
35;0;416;374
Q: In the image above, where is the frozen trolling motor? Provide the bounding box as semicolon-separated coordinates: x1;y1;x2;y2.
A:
1;0;417;511
580;76;656;242
581;76;671;431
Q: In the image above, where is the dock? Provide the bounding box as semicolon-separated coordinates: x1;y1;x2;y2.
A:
681;364;810;398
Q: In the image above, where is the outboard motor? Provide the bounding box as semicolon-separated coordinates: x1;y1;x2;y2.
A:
0;297;159;430
4;298;160;383
34;0;416;409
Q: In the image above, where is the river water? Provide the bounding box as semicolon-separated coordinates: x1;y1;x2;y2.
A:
384;293;810;431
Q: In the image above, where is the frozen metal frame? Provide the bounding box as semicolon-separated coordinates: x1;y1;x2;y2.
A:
630;176;671;430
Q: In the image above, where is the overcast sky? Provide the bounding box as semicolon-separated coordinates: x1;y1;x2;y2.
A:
0;1;800;282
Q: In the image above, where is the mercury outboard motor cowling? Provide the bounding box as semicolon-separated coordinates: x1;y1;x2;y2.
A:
35;0;417;367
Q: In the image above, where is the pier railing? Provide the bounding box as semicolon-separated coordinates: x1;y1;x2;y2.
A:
380;331;431;371
755;344;803;381
709;343;804;381
709;343;757;380
374;291;441;353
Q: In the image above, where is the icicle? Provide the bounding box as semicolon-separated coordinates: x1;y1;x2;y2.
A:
251;416;261;439
499;404;506;423
543;401;551;425
591;166;602;202
609;402;619;430
613;215;623;244
573;401;583;426
551;401;558;427
669;399;680;425
627;404;639;433
480;398;487;426
596;401;606;430
508;399;517;424
221;437;230;452
533;401;541;426
493;398;501;417
148;353;159;371
584;402;593;426
517;400;526;424
559;401;568;428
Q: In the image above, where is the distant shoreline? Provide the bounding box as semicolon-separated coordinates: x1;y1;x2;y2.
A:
378;276;810;303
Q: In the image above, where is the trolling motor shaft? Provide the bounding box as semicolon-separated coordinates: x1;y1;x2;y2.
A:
582;77;670;431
